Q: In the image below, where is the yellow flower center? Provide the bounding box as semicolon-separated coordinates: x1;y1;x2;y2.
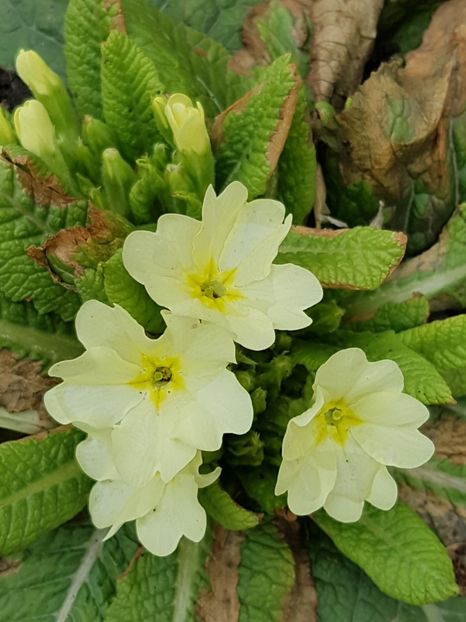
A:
314;399;361;446
187;258;242;311
129;354;183;407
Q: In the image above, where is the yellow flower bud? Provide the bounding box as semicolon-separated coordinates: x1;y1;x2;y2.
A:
13;100;56;157
16;50;62;97
162;94;210;155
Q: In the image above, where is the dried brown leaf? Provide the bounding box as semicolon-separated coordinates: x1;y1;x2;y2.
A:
308;0;384;104
0;350;55;427
103;0;126;33
423;417;466;466
0;557;21;578
197;526;243;622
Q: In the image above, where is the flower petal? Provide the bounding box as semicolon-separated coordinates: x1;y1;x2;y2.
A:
44;381;142;428
48;347;140;385
226;306;276;350
324;493;365;523
76;430;118;480
89;476;164;529
136;468;206;556
74;300;149;362
351;423;434;468
366;467;398;511
352;392;430;427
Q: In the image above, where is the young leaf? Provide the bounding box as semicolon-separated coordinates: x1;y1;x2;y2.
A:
237;522;295;621
106;533;212;621
101;32;163;161
214;54;299;198
198;480;261;530
398;316;466;397
310;530;465;622
0;521;137;621
276;227;406;290
313;502;458;605
0;151;87;320
0;427;91;555
103;249;165;334
0;293;82;367
65;0;109;118
119;0;247;116
277;84;316;224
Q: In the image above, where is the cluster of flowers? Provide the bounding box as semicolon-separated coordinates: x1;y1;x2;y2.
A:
11;50;435;555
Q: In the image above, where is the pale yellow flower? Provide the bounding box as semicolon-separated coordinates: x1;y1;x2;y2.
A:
123;181;323;350
13;100;56;158
276;348;434;522
44;300;252;488
153;93;210;155
16;50;63;97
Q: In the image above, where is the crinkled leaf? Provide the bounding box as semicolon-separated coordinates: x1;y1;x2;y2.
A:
0;427;91;555
0;293;82;368
0;152;87;320
310;529;465;622
347;295;430;332
76;266;109;303
398;316;466;397
0;521;137;621
120;0;247;117
101;31;163;161
313;502;458;605
345;205;466;320
276;227;406;290
103;249;164;334
277;84;316;225
106;534;212;622
198;481;261;530
65;0;109;118
214;54;299;198
0;0;67;79
237;522;295;622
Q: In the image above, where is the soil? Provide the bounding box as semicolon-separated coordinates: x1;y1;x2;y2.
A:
0;68;30;111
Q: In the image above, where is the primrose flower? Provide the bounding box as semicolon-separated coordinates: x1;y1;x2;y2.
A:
44;300;252;487
153;93;210;155
14;100;56;159
88;451;220;556
276;348;435;522
123;181;323;350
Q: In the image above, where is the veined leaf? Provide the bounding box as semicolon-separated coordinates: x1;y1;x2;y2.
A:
277;227;406;290
314;502;458;605
398;316;466;397
198;481;261;530
214;54;299;199
0;521;137;621
0;293;82;367
0;427;91;555
311;529;466;622
0;151;87;320
347;295;430;332
101;32;163;161
120;0;247;117
106;531;212;621
65;0;110;118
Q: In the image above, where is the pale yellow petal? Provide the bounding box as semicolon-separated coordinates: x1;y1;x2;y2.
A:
226;306;276;350
352;392;429;427
76;430;118;481
324;493;365;523
366;467;398;511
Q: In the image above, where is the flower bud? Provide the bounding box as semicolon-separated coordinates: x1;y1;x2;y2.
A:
101;148;136;218
0;107;16;145
163;94;210;156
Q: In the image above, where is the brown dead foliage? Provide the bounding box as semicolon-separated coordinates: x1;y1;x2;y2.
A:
103;0;126;33
0;557;21;577
308;0;384;104
0;350;55;426
197;525;244;622
423;416;466;465
1;150;75;209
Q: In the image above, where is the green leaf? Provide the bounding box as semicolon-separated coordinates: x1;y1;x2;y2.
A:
344;205;466;319
310;529;465;622
65;0;109;118
75;266;109;303
238;465;286;514
347;295;430;332
0;152;87;320
120;0;247;117
103;249;165;334
313;502;458;605
453;112;466;203
150;0;261;52
0;0;68;79
277;85;316;224
361;333;454;405
0;293;83;367
237;522;295;622
398;316;466;397
106;534;212;621
0;427;92;555
0;521;137;621
277;227;406;290
215;54;299;199
198;481;261;530
101;31;163;161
